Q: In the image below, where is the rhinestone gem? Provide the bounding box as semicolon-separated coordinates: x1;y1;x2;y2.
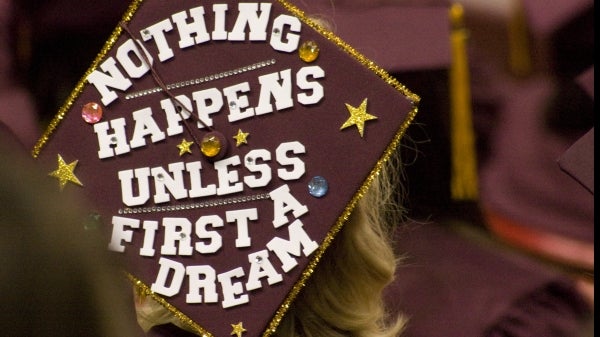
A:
200;134;222;157
83;212;102;230
229;101;238;110
308;176;328;198
81;102;103;124
255;256;263;264
299;41;320;62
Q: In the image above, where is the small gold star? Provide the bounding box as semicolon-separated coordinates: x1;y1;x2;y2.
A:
230;322;247;337
49;154;83;190
177;138;195;156
232;129;250;147
340;98;378;138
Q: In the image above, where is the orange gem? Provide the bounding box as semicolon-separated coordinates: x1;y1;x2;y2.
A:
299;41;319;62
200;135;221;157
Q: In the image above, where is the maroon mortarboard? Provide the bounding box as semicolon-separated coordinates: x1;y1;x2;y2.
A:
32;1;418;336
558;66;594;194
521;0;594;76
297;2;481;219
558;128;594;194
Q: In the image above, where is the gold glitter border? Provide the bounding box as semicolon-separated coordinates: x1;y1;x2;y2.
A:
264;1;419;336
128;273;214;337
31;0;420;336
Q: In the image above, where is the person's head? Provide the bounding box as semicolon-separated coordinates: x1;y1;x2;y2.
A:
0;142;137;337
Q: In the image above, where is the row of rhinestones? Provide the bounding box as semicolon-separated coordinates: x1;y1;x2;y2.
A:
118;192;272;214
125;59;277;100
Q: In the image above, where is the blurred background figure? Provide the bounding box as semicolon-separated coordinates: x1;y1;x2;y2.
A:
461;0;594;306
299;1;593;336
0;0;40;150
0;138;141;336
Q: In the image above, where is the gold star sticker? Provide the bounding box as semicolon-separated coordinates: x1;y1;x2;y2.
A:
176;138;194;156
230;322;247;337
340;98;378;138
232;129;250;147
48;154;83;190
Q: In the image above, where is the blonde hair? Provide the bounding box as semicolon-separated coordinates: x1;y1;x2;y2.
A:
274;156;407;337
134;155;407;337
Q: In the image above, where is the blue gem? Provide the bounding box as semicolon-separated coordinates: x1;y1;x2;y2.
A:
308;176;328;198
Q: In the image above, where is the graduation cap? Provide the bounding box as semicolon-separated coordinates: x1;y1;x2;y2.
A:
458;0;593;78
32;1;418;336
296;1;479;218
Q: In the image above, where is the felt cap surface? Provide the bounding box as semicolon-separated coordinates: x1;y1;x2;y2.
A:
32;1;418;336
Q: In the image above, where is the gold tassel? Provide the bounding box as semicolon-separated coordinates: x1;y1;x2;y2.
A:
449;3;479;201
507;0;532;77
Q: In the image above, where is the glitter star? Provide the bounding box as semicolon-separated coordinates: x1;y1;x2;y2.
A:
340;98;377;138
232;129;250;147
176;138;194;156
230;322;247;337
49;154;83;190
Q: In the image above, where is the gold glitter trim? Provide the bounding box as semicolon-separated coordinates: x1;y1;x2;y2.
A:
31;0;144;158
127;273;213;337
277;0;420;105
263;2;420;336
32;0;420;336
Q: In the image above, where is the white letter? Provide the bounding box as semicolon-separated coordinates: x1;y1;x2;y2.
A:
130;107;166;149
86;57;132;105
192;87;224;129
118;167;151;207
229;3;271;41
269;14;301;52
94;118;131;158
246;250;283;291
195;215;224;254
139;220;158;257
186;265;219;303
151;257;185;297
276;141;306;180
296;66;325;105
172;7;211;48
255;69;294;115
215;156;243;195
151;162;188;204
270;184;308;228
211;4;229;40
161;218;193;256
243;149;271;188
266;219;318;272
226;208;257;248
217;267;249;308
116;39;152;78
108;216;140;252
224;82;254;122
186;161;217;198
141;19;175;62
160;95;193;136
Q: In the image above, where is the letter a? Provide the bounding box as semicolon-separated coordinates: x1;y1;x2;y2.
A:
270;184;308;228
